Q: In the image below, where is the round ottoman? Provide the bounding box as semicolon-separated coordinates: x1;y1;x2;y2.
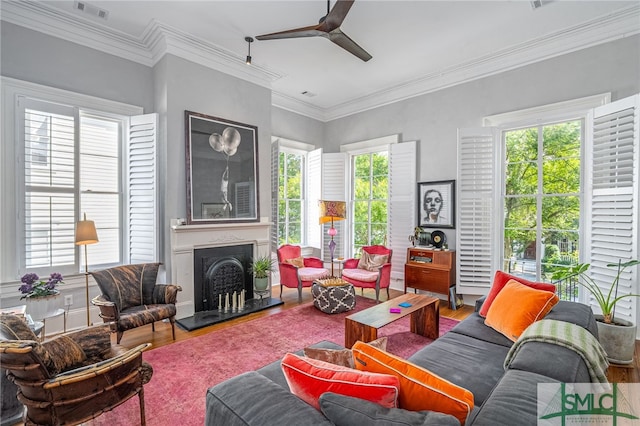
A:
311;282;356;314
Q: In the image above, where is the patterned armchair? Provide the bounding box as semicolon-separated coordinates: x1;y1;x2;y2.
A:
277;245;329;302
0;314;152;425
90;263;182;344
342;245;393;303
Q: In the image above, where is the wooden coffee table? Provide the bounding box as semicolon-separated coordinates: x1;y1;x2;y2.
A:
344;293;439;348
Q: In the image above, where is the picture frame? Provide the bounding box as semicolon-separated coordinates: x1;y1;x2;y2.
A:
185;111;259;224
417;180;455;229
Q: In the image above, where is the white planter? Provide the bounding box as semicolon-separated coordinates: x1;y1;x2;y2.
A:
25;291;62;321
595;315;637;365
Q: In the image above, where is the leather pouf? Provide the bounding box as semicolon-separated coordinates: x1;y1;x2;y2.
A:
311;283;356;314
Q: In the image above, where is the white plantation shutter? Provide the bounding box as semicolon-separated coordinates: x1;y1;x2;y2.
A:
127;113;158;263
321;153;347;261
307;148;322;250
586;94;639;323
456;127;500;294
271;140;280;251
389;141;416;279
20;98;76;272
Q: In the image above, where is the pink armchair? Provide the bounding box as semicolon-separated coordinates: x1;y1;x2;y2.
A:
277;245;329;302
342;245;393;303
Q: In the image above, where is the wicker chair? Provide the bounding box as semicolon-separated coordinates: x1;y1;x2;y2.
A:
90;263;182;344
0;314;152;425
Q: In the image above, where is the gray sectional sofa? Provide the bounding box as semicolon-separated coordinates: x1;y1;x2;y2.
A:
205;297;598;425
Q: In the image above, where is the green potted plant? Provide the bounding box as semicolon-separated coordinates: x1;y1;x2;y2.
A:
250;255;276;292
552;259;640;364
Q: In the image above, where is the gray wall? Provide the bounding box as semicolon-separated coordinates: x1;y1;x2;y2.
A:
1;22;154;111
272;106;325;146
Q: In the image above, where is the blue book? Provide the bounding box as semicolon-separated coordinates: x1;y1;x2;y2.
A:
398;302;412;308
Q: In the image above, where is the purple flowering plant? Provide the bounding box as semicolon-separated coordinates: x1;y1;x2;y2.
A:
19;272;64;299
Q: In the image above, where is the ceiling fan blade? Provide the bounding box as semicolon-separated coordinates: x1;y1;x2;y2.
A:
329;29;372;62
255;24;324;41
324;0;355;31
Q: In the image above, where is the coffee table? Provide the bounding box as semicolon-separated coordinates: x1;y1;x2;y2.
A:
344;293;439;348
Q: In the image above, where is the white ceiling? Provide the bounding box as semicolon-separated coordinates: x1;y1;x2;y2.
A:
2;1;639;121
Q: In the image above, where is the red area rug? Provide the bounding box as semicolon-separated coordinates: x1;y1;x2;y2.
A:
90;296;459;426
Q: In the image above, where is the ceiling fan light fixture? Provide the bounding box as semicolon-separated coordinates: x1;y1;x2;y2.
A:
245;36;254;65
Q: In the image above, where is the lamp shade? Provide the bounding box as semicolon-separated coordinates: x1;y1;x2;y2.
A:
318;200;346;224
75;214;99;246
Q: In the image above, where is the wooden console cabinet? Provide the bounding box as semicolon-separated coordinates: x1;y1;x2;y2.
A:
404;248;456;306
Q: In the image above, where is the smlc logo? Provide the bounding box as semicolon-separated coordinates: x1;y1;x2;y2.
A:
538;383;640;425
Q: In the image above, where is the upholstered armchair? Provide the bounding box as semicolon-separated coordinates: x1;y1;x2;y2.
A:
0;314;152;425
90;263;182;344
342;245;393;303
277;244;329;302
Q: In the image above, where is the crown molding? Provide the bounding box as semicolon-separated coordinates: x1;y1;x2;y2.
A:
320;4;640;122
2;1;638;122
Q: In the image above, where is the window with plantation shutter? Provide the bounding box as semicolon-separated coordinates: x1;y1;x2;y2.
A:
456;128;500;294
586;94;639;323
388;141;416;280
127;113;158;263
307;148;322;250
16;93;156;276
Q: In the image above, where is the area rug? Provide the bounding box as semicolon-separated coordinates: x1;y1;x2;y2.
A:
89;296;459;426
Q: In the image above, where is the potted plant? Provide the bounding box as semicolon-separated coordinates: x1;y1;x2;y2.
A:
553;259;640;364
18;272;65;321
250;255;276;292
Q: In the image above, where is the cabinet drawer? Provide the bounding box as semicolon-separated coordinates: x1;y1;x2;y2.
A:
405;266;451;293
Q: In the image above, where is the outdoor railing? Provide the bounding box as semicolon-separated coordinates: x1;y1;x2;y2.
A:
553;275;579;302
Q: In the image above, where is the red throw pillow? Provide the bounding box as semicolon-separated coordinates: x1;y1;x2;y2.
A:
281;353;399;410
479;270;556;318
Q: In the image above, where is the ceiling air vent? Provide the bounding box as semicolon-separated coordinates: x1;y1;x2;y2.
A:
74;1;109;20
301;91;317;98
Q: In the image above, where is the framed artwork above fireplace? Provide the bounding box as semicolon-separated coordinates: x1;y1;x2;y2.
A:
185;111;259;224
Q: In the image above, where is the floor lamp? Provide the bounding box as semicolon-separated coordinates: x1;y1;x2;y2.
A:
318;200;346;277
75;213;99;327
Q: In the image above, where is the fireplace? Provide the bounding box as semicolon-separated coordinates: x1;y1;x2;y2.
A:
171;221;283;331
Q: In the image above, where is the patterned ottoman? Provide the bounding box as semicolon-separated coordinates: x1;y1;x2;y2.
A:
311;281;356;314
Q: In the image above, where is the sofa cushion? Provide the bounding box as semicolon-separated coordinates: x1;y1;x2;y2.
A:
304;337;388;368
545;300;598;337
319;392;460;426
352;341;473;425
479;271;556;318
447;313;514;348
469;370;558;426
281;353;400;410
407;332;509;405
484;280;559;341
206;371;333;426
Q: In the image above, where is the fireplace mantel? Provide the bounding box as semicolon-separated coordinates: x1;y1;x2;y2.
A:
170;220;271;319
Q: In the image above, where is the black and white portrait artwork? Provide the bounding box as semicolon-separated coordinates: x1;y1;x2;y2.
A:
418;180;455;228
185;111;259;224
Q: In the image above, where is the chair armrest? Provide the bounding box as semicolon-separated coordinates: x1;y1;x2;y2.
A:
91;295;119;322
44;343;151;388
304;257;324;268
344;258;359;269
153;284;182;304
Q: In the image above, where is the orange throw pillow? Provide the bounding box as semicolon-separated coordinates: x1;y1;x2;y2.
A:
479;270;556;318
351;342;473;425
484;279;559;342
285;257;305;268
281;353;399;411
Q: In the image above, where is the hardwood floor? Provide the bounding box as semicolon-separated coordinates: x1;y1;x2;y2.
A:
115;286;637;383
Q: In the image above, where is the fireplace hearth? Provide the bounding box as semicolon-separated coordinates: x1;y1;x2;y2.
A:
176;243;283;331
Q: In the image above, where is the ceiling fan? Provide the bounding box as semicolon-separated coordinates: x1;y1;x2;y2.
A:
255;0;372;62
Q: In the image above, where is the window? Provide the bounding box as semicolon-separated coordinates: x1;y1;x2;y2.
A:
503;120;582;286
277;150;305;246
4;79;159;281
21;99;124;274
351;151;388;255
